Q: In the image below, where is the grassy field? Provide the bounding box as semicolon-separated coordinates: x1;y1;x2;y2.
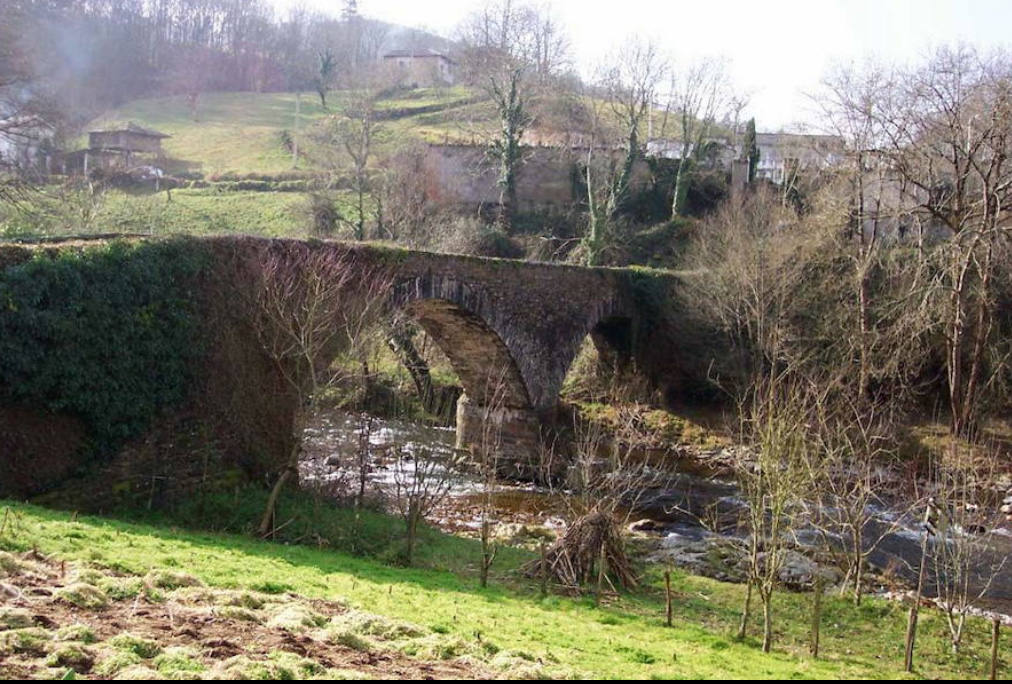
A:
0;186;367;240
83;88;480;176
0;498;1004;680
96;188;315;237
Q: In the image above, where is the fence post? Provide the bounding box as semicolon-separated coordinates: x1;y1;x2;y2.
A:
665;571;673;628
992;617;1001;681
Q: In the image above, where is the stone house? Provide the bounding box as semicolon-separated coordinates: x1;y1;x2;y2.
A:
60;123;171;175
382;49;456;87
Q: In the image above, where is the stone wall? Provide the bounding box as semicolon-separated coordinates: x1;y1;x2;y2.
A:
421;144;652;211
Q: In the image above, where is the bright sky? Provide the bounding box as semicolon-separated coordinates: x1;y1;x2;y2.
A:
275;0;1012;130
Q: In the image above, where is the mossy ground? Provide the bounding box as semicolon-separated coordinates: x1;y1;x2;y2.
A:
0;499;1004;680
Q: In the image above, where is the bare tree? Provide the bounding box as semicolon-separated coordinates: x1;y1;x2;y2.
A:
310;65;391;240
474;365;510;589
321;48;341;109
391;445;462;566
169;45;214;122
580;39;668;265
847;46;1012;437
373;142;432;242
928;444;1009;655
245;244;390;536
458;0;568;231
734;374;809;653
802;399;908;606
663;57;733;218
681;186;803;387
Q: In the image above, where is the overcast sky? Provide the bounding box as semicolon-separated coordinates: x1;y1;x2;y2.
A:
275;0;1012;131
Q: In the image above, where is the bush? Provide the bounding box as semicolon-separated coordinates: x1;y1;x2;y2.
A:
305;192;341;236
430;217;523;259
0;240;207;454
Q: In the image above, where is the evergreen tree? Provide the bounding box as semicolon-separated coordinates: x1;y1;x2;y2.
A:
743;118;760;184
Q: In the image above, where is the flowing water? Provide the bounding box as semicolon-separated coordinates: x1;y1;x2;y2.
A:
300;409;1012;616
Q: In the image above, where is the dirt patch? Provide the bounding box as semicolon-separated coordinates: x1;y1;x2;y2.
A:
0;550;489;680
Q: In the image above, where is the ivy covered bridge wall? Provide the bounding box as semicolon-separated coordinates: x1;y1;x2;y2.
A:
0;236;718;506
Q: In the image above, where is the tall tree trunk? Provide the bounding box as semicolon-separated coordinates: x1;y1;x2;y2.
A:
672;157;691;218
737;581;753;640
258;441;300;537
387;327;437;412
762;593;773;653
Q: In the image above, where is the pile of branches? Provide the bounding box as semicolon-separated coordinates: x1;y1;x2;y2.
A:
523;511;638;591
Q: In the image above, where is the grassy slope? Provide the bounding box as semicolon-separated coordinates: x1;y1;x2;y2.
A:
0;500;1002;680
85;88;478;176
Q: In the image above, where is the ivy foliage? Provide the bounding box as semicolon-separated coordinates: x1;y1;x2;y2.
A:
0;239;208;452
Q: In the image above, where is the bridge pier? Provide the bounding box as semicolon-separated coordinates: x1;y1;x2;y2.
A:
455;393;548;480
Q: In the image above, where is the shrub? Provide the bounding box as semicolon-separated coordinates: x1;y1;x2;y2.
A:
0;240;207;454
267;604;327;632
328;628;374;652
0;627;52;657
305;192;341;236
0;607;34;630
153;647;205;676
328;609;425;640
94;650;143;677
55;624;96;644
145;570;203;590
430;217;523;259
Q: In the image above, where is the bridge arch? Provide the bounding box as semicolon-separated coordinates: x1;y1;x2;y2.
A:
399;297;531;410
387;266;641;472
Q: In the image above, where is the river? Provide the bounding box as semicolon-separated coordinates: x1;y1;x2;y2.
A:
300;409;1012;617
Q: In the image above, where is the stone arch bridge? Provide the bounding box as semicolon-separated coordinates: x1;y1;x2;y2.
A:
0;236;712;496
265;239;697;467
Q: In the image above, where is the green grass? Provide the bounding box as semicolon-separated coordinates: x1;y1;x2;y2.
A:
84;88;481;176
85;92;332;175
0;186;367;240
95;187;315;237
0;498;1003;680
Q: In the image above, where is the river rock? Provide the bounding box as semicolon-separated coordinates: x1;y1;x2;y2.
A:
494;522;556;547
628;519;664;534
768;550;842;591
648;537;748;584
649;536;842;590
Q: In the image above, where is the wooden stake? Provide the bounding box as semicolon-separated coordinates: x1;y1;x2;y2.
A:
904;606;918;673
664;571;673;628
595;543;606;607
539;540;548;598
992;617;1001;681
811;574;823;659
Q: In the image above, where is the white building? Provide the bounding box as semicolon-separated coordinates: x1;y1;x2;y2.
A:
753;133;845;184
